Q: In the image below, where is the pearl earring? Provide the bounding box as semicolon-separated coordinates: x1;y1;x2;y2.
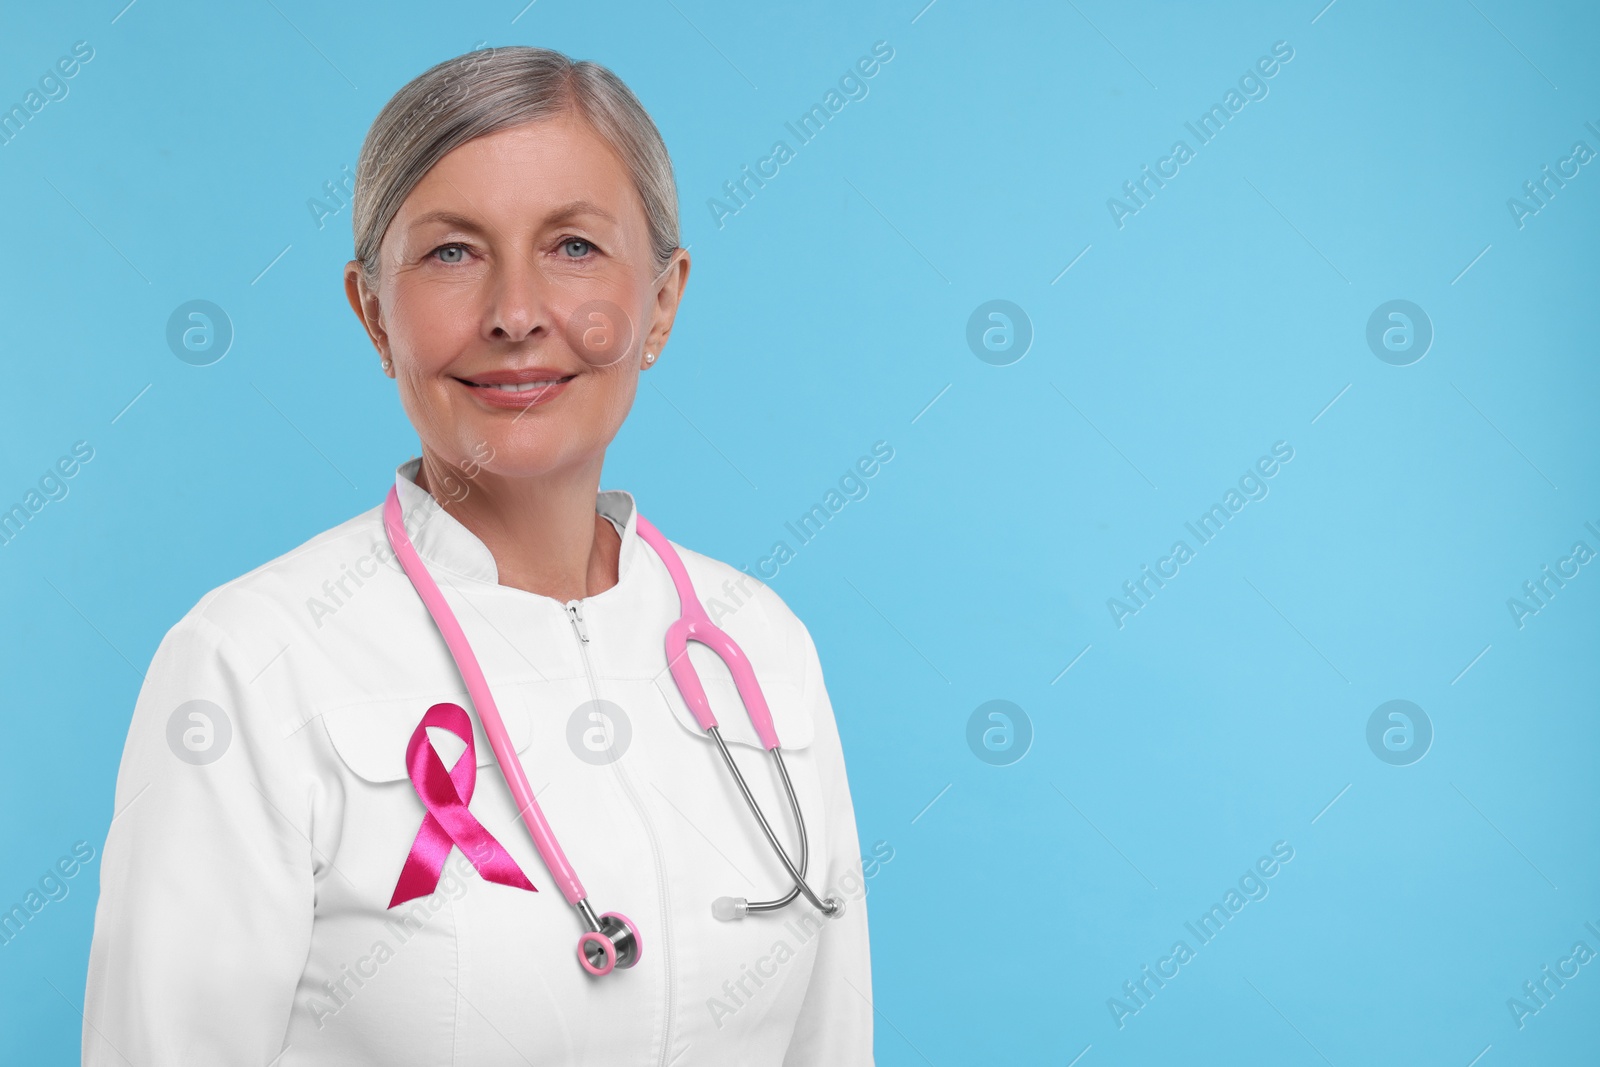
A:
644;352;656;365
382;359;392;373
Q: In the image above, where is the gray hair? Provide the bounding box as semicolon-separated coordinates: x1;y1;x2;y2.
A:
351;46;679;286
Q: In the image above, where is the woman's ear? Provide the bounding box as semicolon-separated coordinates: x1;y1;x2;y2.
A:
344;260;392;363
642;249;690;360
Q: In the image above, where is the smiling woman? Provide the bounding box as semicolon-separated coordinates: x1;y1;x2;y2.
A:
83;46;873;1067
343;53;689;598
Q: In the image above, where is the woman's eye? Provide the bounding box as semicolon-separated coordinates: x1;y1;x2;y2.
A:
433;244;467;264
561;238;594;259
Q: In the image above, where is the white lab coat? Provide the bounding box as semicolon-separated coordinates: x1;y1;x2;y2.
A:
83;459;874;1065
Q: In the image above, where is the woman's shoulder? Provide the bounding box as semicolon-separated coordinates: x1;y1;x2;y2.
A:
126;502;394;758
161;501;390;660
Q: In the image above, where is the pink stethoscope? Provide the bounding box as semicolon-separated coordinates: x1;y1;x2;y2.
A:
381;487;839;977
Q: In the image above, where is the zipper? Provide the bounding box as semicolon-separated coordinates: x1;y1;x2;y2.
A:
564;597;676;1067
564;599;590;643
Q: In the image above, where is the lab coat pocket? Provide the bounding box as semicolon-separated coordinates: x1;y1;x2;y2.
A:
320;692;535;784
653;643;814;750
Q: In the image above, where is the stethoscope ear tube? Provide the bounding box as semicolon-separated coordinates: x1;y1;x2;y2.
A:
635;515;838;919
706;727;838;919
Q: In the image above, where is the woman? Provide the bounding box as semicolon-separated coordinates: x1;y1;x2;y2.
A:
83;46;873;1066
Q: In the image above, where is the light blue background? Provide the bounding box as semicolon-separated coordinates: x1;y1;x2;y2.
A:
2;0;1597;1063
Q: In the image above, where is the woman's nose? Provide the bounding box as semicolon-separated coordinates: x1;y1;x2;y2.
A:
484;253;549;343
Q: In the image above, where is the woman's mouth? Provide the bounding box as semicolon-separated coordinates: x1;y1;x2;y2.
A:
455;373;576;408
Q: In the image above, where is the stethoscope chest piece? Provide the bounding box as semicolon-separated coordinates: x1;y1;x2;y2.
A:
577;908;642;976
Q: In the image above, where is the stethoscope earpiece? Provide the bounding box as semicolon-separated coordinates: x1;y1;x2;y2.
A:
712;896;748;922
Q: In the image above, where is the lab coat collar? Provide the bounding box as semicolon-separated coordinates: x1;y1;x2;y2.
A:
392;457;642;590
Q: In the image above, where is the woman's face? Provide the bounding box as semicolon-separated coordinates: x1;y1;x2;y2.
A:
345;112;688;483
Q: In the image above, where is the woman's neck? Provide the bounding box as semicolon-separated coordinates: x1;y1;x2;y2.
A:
413;451;621;603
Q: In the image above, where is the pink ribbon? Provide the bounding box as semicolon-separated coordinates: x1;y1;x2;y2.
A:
388;702;537;908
